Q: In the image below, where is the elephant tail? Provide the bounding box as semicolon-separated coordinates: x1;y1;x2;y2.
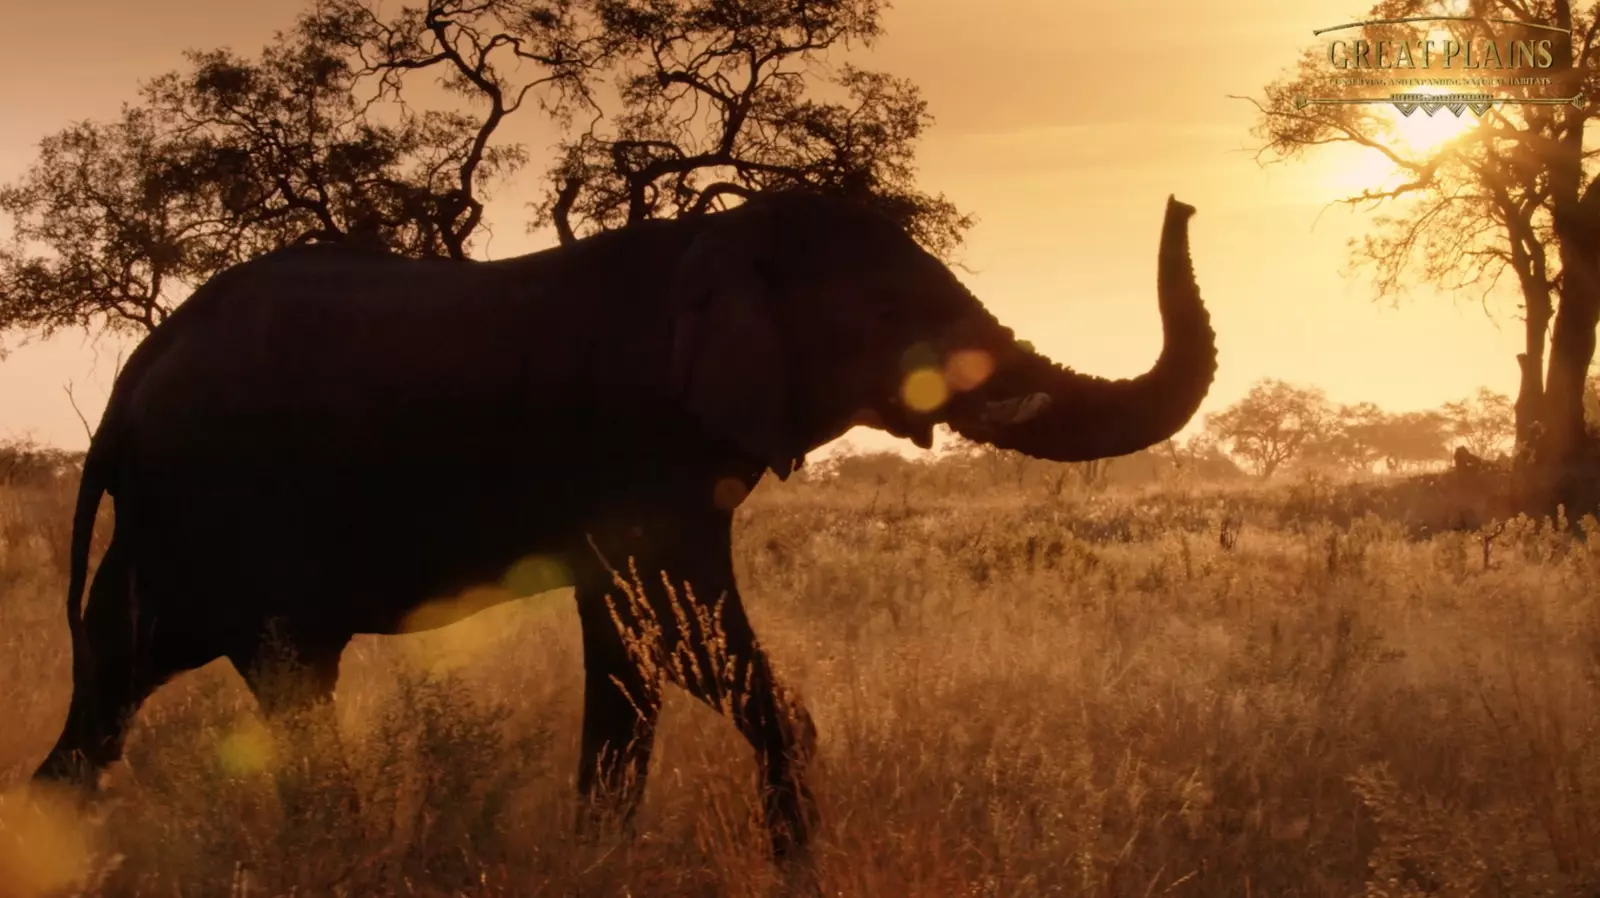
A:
64;434;112;658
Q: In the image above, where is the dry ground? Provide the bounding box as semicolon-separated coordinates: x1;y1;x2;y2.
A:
1;472;1599;897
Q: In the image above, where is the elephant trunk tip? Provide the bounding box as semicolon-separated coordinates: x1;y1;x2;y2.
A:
949;193;1219;463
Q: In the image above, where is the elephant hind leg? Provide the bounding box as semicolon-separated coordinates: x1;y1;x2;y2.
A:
33;538;215;787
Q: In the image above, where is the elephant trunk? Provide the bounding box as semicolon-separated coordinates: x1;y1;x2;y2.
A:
946;196;1217;462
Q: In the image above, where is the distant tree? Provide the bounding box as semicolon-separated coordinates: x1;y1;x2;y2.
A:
1304;401;1387;473
1166;433;1249;482
1364;410;1450;472
1440;388;1517;458
1241;0;1600;484
1205;379;1334;478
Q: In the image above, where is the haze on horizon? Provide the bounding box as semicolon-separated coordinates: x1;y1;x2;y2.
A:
0;0;1527;454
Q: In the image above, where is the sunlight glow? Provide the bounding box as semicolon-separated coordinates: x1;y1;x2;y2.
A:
1319;70;1481;199
1387;89;1479;157
0;785;95;896
500;554;571;598
401;589;509;633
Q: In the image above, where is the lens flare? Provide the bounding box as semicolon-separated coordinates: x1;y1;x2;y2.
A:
501;554;572;597
217;719;277;776
713;476;751;510
901;368;949;412
945;349;994;392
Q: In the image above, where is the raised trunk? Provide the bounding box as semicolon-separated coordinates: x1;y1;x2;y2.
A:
946;196;1218;462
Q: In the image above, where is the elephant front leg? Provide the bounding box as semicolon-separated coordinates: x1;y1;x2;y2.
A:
574;581;662;838
578;512;821;864
680;599;819;862
639;544;820;861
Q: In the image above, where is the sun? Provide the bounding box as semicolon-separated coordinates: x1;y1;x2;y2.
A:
1316;86;1481;199
1385;87;1481;156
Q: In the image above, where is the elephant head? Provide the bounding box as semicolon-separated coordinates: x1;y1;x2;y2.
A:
667;191;1217;475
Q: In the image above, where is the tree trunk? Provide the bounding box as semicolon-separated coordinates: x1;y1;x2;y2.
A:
1547;218;1600;466
1542;186;1600;519
1514;352;1546;461
1517;0;1600;520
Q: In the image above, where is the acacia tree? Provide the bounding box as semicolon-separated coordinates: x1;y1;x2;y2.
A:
0;107;220;337
1243;1;1600;494
1205;379;1335;477
2;0;965;346
534;0;971;257
302;0;970;255
0;9;577;340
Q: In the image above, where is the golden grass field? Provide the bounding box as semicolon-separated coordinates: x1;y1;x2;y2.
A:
1;461;1598;897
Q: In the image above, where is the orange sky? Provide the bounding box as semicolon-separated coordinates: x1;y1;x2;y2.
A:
0;0;1528;455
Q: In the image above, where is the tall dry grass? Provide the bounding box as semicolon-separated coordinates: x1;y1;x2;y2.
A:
1;470;1599;896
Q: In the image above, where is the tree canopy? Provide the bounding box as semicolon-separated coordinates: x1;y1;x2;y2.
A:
0;0;970;343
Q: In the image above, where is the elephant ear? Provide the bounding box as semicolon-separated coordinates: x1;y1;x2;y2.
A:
669;204;800;479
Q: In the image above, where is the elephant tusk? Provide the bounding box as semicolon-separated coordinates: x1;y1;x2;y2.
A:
981;392;1052;426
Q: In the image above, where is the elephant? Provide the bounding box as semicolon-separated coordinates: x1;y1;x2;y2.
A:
31;189;1217;863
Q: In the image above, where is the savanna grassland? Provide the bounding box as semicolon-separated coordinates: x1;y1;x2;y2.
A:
1;458;1599;897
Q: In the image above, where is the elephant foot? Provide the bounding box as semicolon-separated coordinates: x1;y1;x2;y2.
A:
775;843;823;898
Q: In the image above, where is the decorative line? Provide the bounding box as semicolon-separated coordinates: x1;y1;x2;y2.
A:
1313;16;1570;36
1292;92;1586;116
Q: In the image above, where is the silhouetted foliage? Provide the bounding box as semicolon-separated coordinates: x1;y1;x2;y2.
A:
0;0;969;343
300;0;611;257
533;0;972;255
0;14;542;339
0;107;223;337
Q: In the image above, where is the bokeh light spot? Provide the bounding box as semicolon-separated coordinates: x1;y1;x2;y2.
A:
501;554;572;597
901;368;948;413
0;784;95;895
945;349;994;392
217;720;277;776
713;476;751;510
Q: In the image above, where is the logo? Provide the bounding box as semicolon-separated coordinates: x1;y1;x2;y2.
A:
1295;15;1585;118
